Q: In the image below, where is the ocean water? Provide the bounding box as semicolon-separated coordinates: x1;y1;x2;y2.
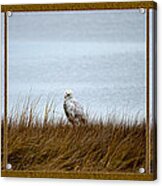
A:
7;41;146;119
1;10;147;119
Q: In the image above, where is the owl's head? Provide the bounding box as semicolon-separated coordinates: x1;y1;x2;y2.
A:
64;89;73;99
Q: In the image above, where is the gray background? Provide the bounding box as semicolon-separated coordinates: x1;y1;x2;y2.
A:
1;10;146;119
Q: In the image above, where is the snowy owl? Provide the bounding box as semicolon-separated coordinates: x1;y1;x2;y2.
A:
63;90;86;126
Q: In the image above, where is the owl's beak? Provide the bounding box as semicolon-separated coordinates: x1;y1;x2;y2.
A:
64;93;69;99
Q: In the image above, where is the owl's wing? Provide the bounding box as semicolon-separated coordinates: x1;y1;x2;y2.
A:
70;98;84;117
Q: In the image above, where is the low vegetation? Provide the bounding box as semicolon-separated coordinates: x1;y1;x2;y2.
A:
1;98;146;172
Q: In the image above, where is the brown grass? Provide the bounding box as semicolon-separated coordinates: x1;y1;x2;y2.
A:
1;99;146;172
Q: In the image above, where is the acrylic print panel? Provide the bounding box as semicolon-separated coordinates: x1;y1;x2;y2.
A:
1;6;156;180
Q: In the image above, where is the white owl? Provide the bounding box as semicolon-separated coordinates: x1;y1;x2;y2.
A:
63;90;86;126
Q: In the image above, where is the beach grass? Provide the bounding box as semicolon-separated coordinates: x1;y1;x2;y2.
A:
1;98;146;172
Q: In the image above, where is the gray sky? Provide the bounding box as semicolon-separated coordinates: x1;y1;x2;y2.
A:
8;10;146;43
1;9;148;118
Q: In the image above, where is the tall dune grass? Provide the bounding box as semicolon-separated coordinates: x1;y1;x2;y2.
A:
1;98;146;172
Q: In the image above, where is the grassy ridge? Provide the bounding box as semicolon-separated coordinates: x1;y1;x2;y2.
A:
1;99;146;172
